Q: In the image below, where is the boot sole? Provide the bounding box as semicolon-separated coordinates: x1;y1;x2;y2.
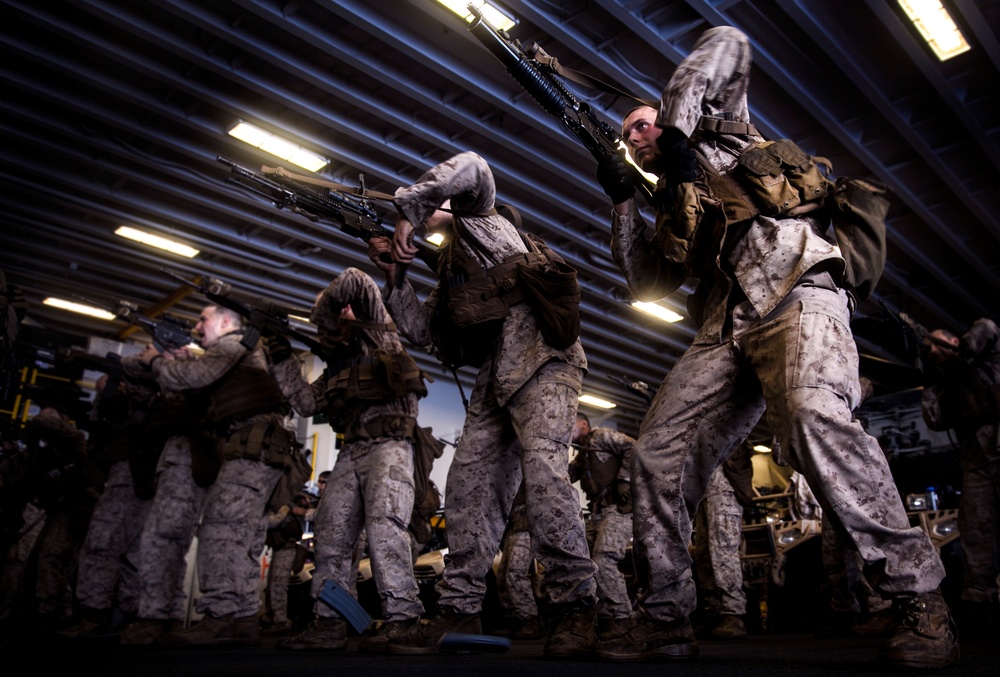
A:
881;645;960;669
597;641;699;661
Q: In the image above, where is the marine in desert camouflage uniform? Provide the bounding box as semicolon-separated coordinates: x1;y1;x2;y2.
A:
569;413;635;633
593;25;956;668
270;267;427;653
371;151;598;658
129;304;289;646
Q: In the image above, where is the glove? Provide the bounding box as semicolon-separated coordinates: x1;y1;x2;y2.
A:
595;154;635;205
656;128;699;186
614;479;633;514
265;334;293;365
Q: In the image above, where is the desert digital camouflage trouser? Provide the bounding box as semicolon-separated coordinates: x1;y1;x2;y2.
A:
959;452;1000;603
265;544;297;623
632;283;946;623
692;467;746;617
76;460;152;613
311;436;422;622
587;507;634;620
34;511;80;618
436;361;597;614
137;435;207;620
194;458;282;619
821;512;889;615
497;527;539;620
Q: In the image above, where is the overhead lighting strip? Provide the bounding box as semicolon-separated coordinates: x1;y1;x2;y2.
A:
115;226;199;258
228;121;328;172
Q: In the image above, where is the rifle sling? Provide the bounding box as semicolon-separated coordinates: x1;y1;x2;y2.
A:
261;165;396;203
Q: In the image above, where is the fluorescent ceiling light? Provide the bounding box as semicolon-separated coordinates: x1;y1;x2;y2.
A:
288;315;312;324
752;444;772;453
579;394;616;409
426;232;446;246
437;1;516;31
632;301;683;323
44;297;116;321
619;140;660;184
228;121;328;172
115;226;199;258
898;0;971;61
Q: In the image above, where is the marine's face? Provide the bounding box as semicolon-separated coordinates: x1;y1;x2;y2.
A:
573;418;590;442
195;306;229;348
622;107;663;173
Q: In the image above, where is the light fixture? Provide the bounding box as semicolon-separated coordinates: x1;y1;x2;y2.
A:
578;394;616;409
227;121;328;172
43;297;116;321
436;1;516;31
752;444;772;453
632;301;682;323
115;226;200;258
619;140;660;184
288;315;312;324
898;0;971;61
426;232;446;246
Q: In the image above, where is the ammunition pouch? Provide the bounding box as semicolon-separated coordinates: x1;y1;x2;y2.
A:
346;415;417;444
736;139;832;217
206;361;287;425
828;176;889;302
518;234;581;350
220;419;295;468
323;352;429;427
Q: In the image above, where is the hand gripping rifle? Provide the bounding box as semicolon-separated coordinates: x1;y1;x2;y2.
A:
466;4;655;203
217;156;439;271
161;269;323;354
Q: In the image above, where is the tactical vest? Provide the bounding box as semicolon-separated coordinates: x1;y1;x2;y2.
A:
206;357;287;424
656;118;890;303
431;222;580;366
322;350;429;422
575;436;622;501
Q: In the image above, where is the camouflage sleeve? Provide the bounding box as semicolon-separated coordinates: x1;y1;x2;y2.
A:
921;384;950;432
961;318;1000;366
269;356;323;418
384;280;437;350
151;337;244;391
592;427;636;482
120;354;152;380
393;151;496;227
656;26;753;138
611;203;686;301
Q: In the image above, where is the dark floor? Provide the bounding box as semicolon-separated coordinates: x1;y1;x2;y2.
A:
7;630;997;677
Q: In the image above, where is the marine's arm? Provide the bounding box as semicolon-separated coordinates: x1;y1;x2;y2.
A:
611;201;687;301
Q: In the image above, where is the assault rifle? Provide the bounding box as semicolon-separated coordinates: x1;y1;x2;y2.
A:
895;309;958;355
74;296;194;352
161;269;323;354
217;157;439;270
466;4;654;202
113;301;195;352
607;372;658;404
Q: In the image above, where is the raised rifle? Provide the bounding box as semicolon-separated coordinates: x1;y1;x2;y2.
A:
161;269;323;354
465;4;654;203
113;300;194;352
607;372;658;404
217;156;439;271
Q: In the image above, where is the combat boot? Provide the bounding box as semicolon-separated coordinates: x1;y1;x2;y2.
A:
56;607;111;640
544;603;597;659
878;590;959;669
707;614;748;640
596;612;698;661
275;617;347;651
510;615;544;640
358;618;419;653
157;613;260;647
119;618;182;646
387;607;482;655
